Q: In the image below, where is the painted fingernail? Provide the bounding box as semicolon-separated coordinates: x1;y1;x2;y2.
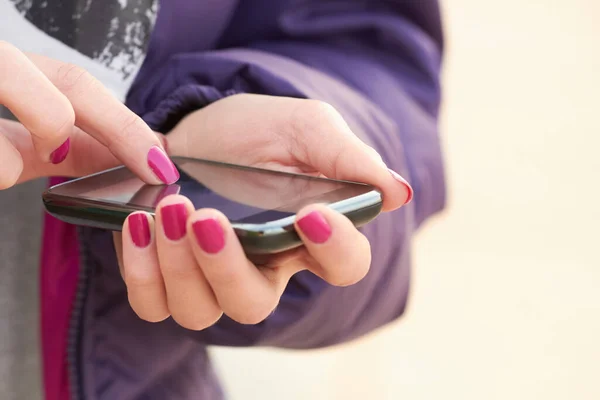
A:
192;218;225;254
129;213;151;248
50;138;70;164
147;146;179;184
161;203;188;241
388;169;413;205
297;211;332;244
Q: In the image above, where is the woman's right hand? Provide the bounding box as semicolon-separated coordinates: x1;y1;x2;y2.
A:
0;41;178;189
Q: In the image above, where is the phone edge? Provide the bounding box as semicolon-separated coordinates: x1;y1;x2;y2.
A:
42;189;382;255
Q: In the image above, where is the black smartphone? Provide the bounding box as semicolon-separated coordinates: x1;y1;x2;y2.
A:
42;157;382;254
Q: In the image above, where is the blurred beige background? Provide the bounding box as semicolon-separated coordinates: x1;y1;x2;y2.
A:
209;1;600;399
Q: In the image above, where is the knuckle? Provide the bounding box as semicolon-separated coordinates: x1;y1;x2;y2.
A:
115;114;146;143
289;100;350;162
102;113;147;154
124;271;161;290
228;301;277;325
302;99;338;119
206;268;242;288
160;262;199;282
132;307;169;324
327;253;371;287
0;154;23;190
0;171;20;190
364;145;385;164
172;309;223;331
328;268;366;287
55;63;95;93
48;108;75;140
26;105;74;141
287;100;341;157
292;100;338;131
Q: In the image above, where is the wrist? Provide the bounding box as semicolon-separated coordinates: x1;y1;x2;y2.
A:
142;85;240;134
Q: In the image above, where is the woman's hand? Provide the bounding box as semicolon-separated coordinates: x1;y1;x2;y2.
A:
0;41;177;189
114;94;412;329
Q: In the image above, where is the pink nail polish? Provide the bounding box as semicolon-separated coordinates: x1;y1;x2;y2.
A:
161;203;188;241
297;211;332;244
147;146;180;184
129;213;151;248
192;218;225;254
50;138;70;164
388;169;413;205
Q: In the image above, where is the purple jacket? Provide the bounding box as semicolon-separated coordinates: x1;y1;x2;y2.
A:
40;1;445;399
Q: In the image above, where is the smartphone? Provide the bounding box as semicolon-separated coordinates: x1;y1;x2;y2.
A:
42;157;382;254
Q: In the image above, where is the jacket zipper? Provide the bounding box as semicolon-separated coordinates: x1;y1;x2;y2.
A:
67;228;92;400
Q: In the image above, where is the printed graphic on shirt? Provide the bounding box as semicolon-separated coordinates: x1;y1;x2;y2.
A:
0;0;157;99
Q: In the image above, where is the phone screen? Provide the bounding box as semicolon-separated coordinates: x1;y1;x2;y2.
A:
50;157;376;224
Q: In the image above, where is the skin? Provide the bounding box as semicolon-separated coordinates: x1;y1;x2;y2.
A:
0;42;169;188
114;94;413;330
0;44;411;331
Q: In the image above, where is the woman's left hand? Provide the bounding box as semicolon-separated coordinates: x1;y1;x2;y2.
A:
113;94;412;329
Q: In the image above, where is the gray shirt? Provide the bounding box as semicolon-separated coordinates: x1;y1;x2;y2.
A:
0;105;44;399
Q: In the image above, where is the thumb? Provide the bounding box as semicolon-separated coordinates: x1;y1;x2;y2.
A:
1;118;167;186
287;100;413;211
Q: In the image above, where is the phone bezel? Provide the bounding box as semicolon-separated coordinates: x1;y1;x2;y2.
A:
42;157;383;254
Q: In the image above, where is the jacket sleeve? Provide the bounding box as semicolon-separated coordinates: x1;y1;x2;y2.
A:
127;0;446;349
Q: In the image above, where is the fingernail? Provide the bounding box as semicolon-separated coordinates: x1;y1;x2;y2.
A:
297;211;332;244
50;138;70;164
388;169;413;205
161;203;188;241
192;218;225;254
147;146;179;184
129;213;151;248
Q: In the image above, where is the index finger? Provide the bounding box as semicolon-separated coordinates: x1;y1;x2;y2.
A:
0;41;75;163
27;53;179;185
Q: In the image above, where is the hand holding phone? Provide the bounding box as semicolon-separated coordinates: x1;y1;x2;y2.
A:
43;94;413;331
42;156;391;328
